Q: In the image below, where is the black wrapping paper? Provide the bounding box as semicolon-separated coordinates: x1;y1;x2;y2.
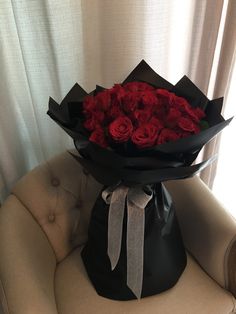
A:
82;184;186;300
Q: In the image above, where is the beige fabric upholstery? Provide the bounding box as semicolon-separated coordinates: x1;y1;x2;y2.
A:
165;178;236;292
0;195;57;314
55;247;235;314
12;152;101;262
0;150;236;313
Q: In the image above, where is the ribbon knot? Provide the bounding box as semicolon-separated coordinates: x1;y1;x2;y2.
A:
102;185;153;299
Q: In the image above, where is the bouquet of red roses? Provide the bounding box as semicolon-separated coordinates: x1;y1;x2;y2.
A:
83;81;207;149
47;60;231;300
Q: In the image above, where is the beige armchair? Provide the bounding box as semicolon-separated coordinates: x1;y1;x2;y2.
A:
0;150;236;314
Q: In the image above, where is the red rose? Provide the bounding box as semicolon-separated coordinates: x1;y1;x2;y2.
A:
153;105;167;121
89;128;108;148
178;117;199;133
149;117;164;130
109;116;133;142
131;124;159;148
171;95;189;109
124;81;154;92
194;107;206;120
172;95;200;122
95;90;111;111
156;89;174;101
157;128;181;145
84;116;99;131
165;108;182;128
110;84;126;102
83;111;105;131
94;110;105;122
133;109;151;125
83;96;97;113
155;89;174;118
123;92;140;113
185;108;200;123
141;91;158;107
108;104;124;120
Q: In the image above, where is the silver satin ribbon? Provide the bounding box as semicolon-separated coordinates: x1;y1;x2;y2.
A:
102;185;153;299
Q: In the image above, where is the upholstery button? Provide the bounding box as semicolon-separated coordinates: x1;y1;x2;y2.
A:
51;178;60;187
83;168;89;175
48;214;55;223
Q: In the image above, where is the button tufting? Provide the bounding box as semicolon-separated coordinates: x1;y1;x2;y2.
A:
48;214;55;223
51;178;60;187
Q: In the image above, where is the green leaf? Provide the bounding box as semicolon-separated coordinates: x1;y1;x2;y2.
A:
199;120;209;130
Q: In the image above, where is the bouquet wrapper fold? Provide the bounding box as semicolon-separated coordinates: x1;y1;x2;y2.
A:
47;60;232;300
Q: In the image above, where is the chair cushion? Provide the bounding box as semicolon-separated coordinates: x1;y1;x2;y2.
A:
55;247;236;314
12;151;102;262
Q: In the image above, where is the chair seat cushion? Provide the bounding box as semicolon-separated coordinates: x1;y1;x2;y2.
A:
55;247;235;314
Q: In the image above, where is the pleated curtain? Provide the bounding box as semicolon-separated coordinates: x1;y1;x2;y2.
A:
0;0;235;205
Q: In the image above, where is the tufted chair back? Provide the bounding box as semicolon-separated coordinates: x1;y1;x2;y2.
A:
12;150;102;262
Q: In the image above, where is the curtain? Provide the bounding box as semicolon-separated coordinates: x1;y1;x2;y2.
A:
212;59;236;214
200;0;236;187
0;0;234;204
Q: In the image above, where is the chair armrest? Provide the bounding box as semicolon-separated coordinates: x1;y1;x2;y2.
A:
165;176;236;297
0;195;58;314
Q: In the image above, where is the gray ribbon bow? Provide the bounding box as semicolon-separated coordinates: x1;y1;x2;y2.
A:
102;185;153;299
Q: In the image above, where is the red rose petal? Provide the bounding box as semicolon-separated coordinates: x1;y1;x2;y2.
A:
131;124;158;148
157;128;181;145
178;117;196;132
109;116;133;142
89;128;108;148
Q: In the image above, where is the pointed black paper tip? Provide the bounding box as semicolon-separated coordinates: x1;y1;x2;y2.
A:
173;76;209;109
48;96;59;111
47;96;71;125
205;97;225;125
123;60;174;90
61;83;88;106
95;85;106;94
209;97;224;114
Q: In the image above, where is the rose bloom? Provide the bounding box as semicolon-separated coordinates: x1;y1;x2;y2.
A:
172;95;205;123
83;96;97;114
84;116;100;131
133;109;151;126
95;90;111;111
156;89;175;101
165;108;182;128
108;104;124;120
123;92;140;113
89;128;108;148
83;111;105;131
149;117;164;130
109;116;133;142
131;124;159;148
194;107;206;120
178;117;200;133
124;81;154;92
141;90;159;107
157;128;181;145
110;84;126;102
